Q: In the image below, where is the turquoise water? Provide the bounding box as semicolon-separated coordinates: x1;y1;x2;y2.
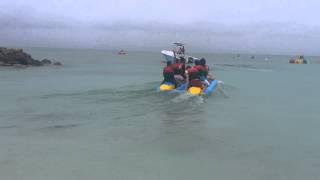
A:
0;48;320;179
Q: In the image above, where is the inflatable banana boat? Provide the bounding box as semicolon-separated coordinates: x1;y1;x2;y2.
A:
159;79;217;96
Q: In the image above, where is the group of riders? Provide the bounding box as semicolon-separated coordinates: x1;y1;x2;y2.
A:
161;56;214;89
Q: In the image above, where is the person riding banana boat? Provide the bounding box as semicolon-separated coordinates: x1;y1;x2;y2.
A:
160;61;177;91
186;64;202;87
199;58;214;83
172;57;186;86
193;59;214;84
185;58;215;95
159;58;217;95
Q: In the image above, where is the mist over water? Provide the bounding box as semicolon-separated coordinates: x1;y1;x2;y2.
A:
0;48;320;179
2;0;320;55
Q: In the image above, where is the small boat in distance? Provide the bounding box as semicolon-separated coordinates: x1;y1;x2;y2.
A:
118;50;127;55
289;55;307;64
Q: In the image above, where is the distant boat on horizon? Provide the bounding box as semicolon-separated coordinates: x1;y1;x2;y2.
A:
289;55;307;64
118;50;127;55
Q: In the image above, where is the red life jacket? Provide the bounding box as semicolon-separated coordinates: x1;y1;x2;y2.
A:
189;79;203;88
173;63;181;69
163;66;174;74
188;67;198;74
194;65;206;77
188;67;199;80
194;65;205;71
172;63;182;74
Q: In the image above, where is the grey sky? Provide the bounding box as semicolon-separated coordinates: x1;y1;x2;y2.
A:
1;0;320;54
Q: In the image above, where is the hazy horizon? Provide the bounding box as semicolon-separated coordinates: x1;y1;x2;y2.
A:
1;0;320;55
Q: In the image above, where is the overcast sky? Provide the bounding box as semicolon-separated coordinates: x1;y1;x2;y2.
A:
1;0;320;55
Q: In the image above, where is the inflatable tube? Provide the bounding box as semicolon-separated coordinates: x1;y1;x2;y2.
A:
158;80;218;95
187;79;218;96
159;83;175;91
203;79;218;95
188;87;202;95
158;82;187;92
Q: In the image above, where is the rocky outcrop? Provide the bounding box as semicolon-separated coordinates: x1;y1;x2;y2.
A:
0;47;62;67
41;59;52;65
0;47;33;65
53;62;62;66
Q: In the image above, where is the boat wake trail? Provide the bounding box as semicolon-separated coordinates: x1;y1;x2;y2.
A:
41;80;230;107
171;93;204;105
36;81;232;123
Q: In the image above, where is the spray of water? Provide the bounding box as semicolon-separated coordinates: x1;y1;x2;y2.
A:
215;80;229;98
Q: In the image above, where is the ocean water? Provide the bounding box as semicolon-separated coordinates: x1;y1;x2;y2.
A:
0;48;320;180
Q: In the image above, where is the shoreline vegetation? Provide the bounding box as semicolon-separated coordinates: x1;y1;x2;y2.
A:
0;47;62;67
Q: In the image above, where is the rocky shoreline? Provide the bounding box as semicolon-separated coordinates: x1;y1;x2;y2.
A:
0;47;62;67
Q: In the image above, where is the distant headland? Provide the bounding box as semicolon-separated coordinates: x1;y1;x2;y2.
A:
0;47;62;67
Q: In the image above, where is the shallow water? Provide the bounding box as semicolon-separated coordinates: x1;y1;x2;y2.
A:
1;48;320;180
